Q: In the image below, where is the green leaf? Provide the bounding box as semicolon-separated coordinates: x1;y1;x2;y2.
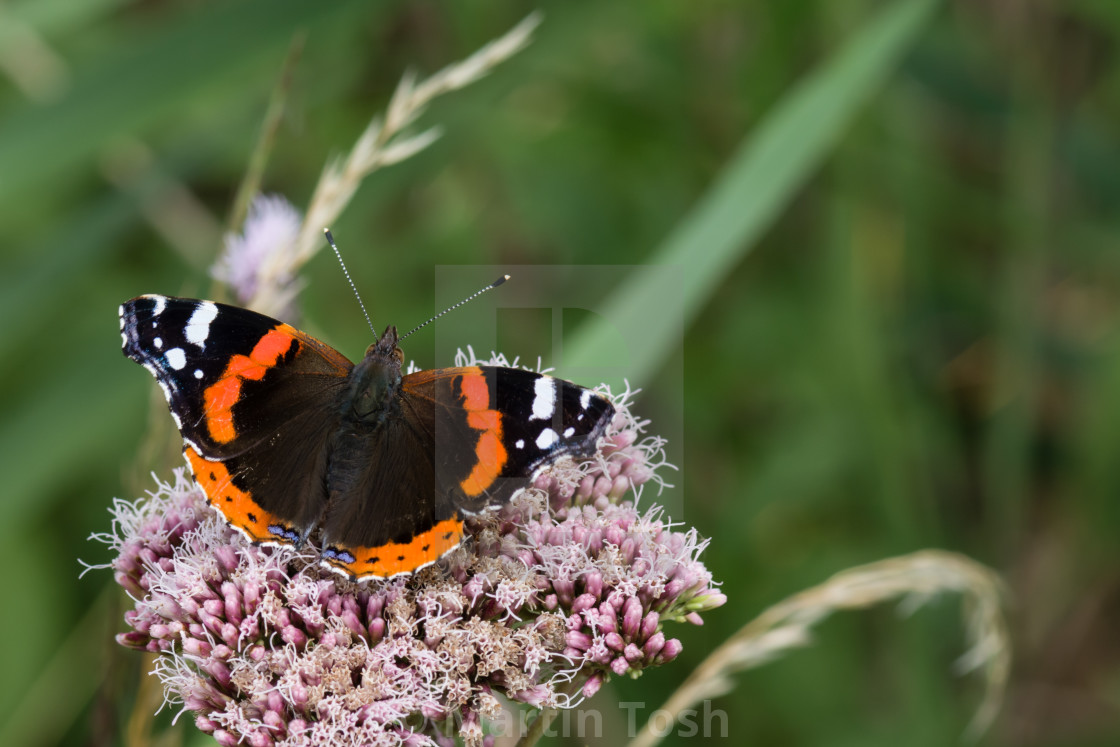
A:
565;0;941;383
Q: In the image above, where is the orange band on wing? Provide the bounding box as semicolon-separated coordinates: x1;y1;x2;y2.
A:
322;518;464;579
185;446;289;543
202;325;300;444
456;368;507;497
459;367;490;409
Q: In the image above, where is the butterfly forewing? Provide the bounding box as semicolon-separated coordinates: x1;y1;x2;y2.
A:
120;295;353;539
399;366;616;512
120;295;352;456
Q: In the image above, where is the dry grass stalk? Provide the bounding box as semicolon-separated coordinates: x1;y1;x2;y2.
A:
248;12;542;316
227;33;306;236
0;10;70;101
628;550;1010;747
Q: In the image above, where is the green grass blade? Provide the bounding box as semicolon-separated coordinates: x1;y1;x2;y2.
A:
566;0;941;382
0;586;115;747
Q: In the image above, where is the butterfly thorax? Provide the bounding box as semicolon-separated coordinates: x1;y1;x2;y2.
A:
344;326;404;423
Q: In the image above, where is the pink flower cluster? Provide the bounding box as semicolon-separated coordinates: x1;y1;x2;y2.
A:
96;387;724;746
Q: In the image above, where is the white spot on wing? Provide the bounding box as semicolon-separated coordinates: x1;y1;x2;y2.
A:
153;337;162;349
194;369;204;379
165;347;187;370
515;439;525;449
530;377;555;421
580;389;592;410
185;302;218;348
536;428;558;450
563;427;575;438
151;296;167;316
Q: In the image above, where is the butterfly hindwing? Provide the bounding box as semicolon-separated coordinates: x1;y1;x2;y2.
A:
315;365;615;579
318;391;462;578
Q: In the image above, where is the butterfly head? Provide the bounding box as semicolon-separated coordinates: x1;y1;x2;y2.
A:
364;324;403;362
348;326;404;421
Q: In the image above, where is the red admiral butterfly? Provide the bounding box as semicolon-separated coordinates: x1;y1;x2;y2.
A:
119;294;615;579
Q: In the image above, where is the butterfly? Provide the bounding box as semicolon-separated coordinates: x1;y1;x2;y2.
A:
119;294;615;579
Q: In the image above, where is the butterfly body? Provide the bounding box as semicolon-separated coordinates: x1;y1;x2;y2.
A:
120;295;615;579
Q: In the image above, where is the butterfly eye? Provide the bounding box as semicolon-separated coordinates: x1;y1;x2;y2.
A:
393;347;404;366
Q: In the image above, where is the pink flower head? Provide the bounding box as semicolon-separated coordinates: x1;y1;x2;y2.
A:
212;194;302;308
94;366;724;746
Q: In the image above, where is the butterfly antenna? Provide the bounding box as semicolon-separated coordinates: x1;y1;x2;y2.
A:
399;274;510;342
324;228;377;337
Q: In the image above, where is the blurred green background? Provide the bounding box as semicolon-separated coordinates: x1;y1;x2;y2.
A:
3;0;1120;744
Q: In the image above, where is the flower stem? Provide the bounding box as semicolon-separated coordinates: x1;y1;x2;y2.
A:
516;707;558;747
